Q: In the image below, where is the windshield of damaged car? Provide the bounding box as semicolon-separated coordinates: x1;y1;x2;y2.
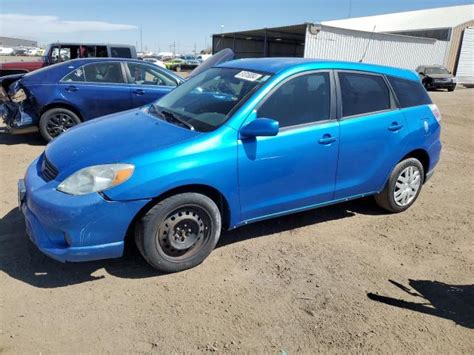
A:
425;67;450;75
151;67;271;132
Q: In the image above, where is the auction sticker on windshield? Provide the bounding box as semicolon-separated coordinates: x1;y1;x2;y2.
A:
235;70;263;82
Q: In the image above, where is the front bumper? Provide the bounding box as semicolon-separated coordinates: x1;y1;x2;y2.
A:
427;81;456;89
19;157;149;262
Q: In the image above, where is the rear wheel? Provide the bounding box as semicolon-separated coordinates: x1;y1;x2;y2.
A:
375;158;424;213
39;108;81;142
135;193;222;273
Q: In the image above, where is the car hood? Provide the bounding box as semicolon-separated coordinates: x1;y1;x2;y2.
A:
45;107;201;178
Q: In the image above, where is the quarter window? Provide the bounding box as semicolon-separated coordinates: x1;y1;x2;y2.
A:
388;76;432;108
258;72;331;128
127;63;177;87
83;62;125;83
338;72;390;117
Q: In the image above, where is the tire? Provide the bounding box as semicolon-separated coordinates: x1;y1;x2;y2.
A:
39;108;81;142
448;87;455;92
135;193;222;273
375;158;424;213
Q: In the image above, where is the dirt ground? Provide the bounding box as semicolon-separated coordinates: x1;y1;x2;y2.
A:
0;88;473;353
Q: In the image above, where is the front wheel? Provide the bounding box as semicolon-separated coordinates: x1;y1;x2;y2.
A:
39;108;81;142
375;158;424;213
135;193;222;273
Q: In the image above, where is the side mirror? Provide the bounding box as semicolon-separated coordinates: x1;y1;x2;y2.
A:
240;118;279;138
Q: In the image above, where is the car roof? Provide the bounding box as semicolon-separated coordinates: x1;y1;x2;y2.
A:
217;58;419;81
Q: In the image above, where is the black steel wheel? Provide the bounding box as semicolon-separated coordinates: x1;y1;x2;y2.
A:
39;108;81;141
135;193;222;273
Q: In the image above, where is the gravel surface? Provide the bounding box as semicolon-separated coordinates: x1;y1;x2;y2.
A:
0;88;473;353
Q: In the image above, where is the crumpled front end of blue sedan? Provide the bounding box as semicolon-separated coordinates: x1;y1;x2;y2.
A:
19;154;150;262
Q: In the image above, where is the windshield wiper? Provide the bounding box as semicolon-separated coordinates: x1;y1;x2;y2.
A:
152;105;195;131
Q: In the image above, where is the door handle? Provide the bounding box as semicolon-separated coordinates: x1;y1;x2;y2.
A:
318;134;336;145
388;122;403;131
133;89;145;95
65;85;77;92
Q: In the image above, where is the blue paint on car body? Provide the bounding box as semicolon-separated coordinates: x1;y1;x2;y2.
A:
20;58;441;263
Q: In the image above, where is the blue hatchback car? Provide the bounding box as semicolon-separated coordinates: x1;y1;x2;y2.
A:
19;58;441;272
0;57;183;141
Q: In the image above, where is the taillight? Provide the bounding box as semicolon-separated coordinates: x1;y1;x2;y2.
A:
429;104;442;123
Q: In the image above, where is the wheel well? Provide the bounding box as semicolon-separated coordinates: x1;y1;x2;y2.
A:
402;149;430;178
40;103;83;121
124;184;232;248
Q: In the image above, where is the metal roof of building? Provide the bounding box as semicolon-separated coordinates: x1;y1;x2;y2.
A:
322;4;474;32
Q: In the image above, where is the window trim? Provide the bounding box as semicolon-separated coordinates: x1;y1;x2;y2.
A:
334;70;398;121
253;69;337;131
123;62;180;87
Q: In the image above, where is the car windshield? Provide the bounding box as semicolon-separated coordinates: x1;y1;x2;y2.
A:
425;67;450;75
151;67;271;132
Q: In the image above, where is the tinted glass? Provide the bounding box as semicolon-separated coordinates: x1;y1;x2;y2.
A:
425;67;450;75
258;72;330;127
111;47;132;58
154;67;270;132
339;72;390;117
84;62;125;83
388;76;432;108
127;63;177;87
62;67;85;82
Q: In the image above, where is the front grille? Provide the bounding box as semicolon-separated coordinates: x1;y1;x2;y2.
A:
41;155;59;181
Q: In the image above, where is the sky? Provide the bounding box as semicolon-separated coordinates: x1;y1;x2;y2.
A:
0;0;472;54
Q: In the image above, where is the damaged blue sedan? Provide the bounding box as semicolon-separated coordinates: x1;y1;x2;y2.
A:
0;58;183;141
19;57;441;273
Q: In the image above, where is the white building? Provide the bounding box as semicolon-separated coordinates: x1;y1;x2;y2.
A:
212;5;474;83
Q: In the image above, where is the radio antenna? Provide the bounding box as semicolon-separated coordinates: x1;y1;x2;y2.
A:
359;25;376;63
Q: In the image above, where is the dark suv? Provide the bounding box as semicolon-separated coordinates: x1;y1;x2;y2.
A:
0;43;137;77
416;65;456;91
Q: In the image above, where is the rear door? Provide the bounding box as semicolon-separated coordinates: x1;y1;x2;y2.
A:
59;61;132;120
125;62;179;107
334;71;408;199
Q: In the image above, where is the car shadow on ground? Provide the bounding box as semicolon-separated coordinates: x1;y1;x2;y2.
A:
368;279;474;329
0;127;44;146
0;198;385;289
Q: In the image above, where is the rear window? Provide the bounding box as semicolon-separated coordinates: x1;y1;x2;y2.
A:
111;47;132;58
338;72;391;117
388;76;432;108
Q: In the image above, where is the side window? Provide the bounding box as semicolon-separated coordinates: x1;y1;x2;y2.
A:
338;72;391;117
127;63;177;87
388;76;432;108
62;67;85;82
96;46;108;57
258;72;331;128
83;62;125;83
111;47;132;58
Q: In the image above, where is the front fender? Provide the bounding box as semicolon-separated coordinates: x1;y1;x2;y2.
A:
103;125;241;226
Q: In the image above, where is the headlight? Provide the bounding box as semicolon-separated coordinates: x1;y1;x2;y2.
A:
452;77;456;83
57;164;134;195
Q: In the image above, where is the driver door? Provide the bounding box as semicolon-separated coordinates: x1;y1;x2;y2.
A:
238;71;340;222
125;62;179;107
